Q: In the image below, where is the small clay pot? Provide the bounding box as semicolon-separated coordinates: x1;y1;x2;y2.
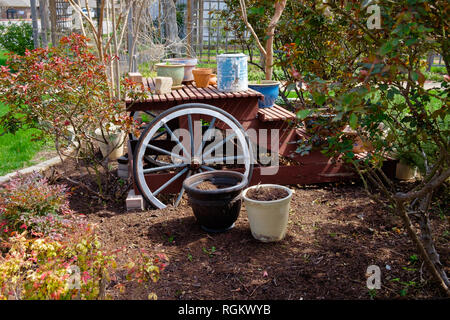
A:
192;68;213;88
209;74;217;86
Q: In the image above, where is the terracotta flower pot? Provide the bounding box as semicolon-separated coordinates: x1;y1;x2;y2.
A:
192;68;213;88
209;74;217;86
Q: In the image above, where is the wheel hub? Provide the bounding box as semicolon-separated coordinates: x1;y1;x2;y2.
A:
190;157;202;170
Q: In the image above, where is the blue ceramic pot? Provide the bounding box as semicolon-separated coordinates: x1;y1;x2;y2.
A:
248;80;280;108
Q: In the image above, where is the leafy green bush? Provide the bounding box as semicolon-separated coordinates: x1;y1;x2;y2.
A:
0;227;168;300
0;23;33;55
430;66;447;74
278;0;449;295
0;174;167;300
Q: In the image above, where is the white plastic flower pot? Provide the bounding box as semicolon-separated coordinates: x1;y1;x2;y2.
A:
95;126;125;160
242;184;293;242
395;161;417;180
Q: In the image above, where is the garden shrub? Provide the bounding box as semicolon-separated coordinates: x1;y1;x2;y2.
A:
221;0;357;106
0;173;167;300
0;226;168;300
430;66;447;75
0;51;7;66
0;224;116;300
0;23;34;56
0;33;144;199
0;173;73;240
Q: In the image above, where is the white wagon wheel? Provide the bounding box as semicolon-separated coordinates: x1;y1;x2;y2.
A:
133;103;254;209
129;110;171;166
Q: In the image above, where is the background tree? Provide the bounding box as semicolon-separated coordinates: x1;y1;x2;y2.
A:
221;0;287;80
161;0;181;55
237;0;286;80
279;0;449;295
67;0;149;98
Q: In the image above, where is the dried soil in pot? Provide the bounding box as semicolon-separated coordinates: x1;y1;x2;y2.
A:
194;180;230;190
246;187;289;201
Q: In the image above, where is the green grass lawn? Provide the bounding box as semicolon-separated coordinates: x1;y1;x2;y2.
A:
0;50;8;66
0;103;54;176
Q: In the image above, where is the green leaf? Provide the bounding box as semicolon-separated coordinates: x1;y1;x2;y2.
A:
380;42;392;55
405;38;418;46
249;7;265;16
349;113;358;129
313;93;326;106
333;112;344;122
297;109;313;120
379;39;399;55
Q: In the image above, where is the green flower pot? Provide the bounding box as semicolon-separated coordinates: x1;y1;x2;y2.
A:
155;63;185;88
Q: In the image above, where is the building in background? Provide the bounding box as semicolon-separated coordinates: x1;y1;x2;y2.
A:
0;0;32;20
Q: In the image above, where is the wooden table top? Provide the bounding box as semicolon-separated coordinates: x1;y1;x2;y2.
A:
125;78;264;106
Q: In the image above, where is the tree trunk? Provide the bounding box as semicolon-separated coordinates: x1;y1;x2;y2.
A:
395;199;450;296
264;0;286;80
49;0;58;45
161;0;180;55
30;0;40;48
39;0;49;47
418;194;450;287
264;34;273;80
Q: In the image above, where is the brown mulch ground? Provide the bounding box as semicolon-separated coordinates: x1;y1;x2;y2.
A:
59;166;449;300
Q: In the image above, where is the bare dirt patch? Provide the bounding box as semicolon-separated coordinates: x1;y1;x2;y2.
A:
55;167;448;300
32;157;448;300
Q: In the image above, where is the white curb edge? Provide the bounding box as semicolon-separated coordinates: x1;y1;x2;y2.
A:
0;148;75;185
0;155;63;185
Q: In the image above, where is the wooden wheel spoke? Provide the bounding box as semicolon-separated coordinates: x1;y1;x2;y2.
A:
174;170;192;207
153;167;189;196
200;165;216;171
144;111;156;117
163;122;190;158
194;117;217;158
152;129;167;140
143;163;186;174
202;132;237;158
146;143;188;162
187;114;194;156
203;155;245;165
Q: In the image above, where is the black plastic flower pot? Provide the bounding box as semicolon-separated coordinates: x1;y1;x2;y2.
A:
183;171;248;232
